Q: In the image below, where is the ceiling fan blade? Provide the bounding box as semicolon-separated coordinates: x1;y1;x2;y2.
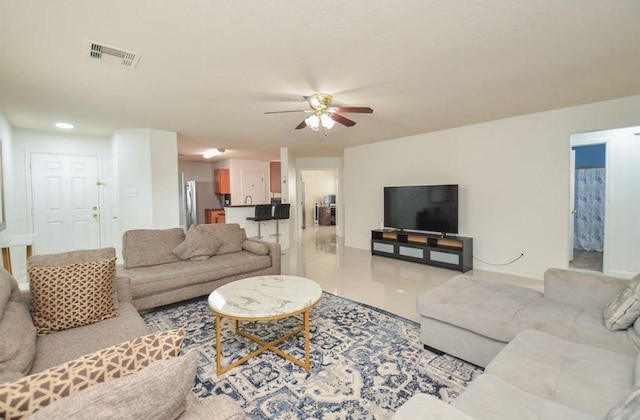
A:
331;106;374;114
264;110;306;114
295;120;307;130
331;113;356;127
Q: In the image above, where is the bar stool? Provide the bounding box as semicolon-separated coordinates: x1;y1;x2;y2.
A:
246;205;273;239
271;203;290;244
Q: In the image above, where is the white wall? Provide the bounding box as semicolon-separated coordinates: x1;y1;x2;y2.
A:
149;130;179;229
179;161;214;182
344;95;640;279
112;129;179;242
0;112;13;241
9;128;112;282
113;129;154;233
572;127;640;277
281;147;297;249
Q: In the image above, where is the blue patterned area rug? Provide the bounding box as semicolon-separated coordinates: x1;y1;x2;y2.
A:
143;292;482;419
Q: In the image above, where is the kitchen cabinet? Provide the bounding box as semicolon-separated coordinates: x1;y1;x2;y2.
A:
214;169;230;194
205;209;225;224
269;161;281;193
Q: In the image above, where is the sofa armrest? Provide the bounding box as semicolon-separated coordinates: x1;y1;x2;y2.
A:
392;394;474;420
114;274;133;304
179;394;245;420
543;268;628;309
245;239;281;274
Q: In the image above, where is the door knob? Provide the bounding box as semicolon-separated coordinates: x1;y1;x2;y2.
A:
93;214;99;219
93;206;99;211
571;209;577;215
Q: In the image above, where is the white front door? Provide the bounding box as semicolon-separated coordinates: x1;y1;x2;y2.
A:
241;171;265;205
31;153;101;254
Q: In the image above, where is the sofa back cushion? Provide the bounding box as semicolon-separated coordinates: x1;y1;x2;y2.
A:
193;224;243;255
0;329;185;418
123;228;185;268
0;269;36;376
173;228;222;260
29;349;199;420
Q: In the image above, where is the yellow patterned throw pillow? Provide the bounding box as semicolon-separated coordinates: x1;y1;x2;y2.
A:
29;257;117;334
0;328;185;419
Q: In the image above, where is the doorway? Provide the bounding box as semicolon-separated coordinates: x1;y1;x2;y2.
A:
299;169;338;230
569;125;640;277
569;144;606;272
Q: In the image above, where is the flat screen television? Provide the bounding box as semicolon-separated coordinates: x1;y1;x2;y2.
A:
384;185;458;234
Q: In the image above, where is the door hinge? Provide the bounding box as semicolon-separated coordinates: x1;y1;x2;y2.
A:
96;181;106;186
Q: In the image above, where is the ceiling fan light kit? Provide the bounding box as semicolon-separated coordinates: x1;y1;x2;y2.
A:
266;92;373;132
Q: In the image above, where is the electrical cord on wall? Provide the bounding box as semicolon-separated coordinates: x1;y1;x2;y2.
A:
473;253;524;266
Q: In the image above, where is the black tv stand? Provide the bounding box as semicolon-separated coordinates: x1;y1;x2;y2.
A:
371;229;473;272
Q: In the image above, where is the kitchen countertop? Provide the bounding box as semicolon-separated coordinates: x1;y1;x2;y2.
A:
225;204;275;208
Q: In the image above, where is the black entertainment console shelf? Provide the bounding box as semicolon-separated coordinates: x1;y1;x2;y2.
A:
371;229;473;272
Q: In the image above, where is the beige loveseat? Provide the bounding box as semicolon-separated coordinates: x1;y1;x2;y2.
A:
118;224;281;310
393;269;640;419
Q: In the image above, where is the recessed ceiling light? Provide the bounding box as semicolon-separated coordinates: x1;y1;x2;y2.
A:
55;122;74;129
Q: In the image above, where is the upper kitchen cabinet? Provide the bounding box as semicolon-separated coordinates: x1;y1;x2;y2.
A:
269;161;281;193
214;169;230;194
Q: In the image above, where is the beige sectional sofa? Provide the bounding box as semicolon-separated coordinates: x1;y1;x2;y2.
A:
394;269;640;419
0;248;245;419
0;248;148;382
118;223;281;310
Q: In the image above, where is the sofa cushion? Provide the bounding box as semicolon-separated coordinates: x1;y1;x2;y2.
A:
121;251;271;298
31;302;148;373
194;223;243;255
0;329;185;418
29;257;117;334
173;228;222;260
604;274;640;331
604;383;640;420
452;374;597;420
123;228;185;268
0;269;36;376
242;240;269;256
485;329;635;418
417;276;636;356
30;349;199;420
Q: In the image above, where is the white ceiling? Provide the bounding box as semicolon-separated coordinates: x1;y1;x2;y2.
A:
1;1;639;162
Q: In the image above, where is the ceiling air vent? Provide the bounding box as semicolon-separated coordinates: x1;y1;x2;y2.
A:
84;40;141;69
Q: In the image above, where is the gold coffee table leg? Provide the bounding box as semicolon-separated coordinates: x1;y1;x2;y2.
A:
215;308;313;375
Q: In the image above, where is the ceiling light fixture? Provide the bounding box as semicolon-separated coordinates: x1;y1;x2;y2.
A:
203;148;226;159
304;93;337;131
55;122;74;129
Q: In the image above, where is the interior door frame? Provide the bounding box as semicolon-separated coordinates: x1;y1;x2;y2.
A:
25;151;106;248
568;136;611;273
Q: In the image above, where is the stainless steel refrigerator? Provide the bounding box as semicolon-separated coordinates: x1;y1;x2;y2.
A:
184;181;220;229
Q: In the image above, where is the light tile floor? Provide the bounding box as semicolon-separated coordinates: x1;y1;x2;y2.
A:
282;226;543;322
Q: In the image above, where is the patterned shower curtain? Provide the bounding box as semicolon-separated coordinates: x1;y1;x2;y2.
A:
574;167;605;252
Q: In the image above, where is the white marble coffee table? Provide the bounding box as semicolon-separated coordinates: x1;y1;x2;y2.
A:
208;275;322;375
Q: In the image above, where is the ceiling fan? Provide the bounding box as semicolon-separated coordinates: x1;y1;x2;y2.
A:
265;93;373;131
